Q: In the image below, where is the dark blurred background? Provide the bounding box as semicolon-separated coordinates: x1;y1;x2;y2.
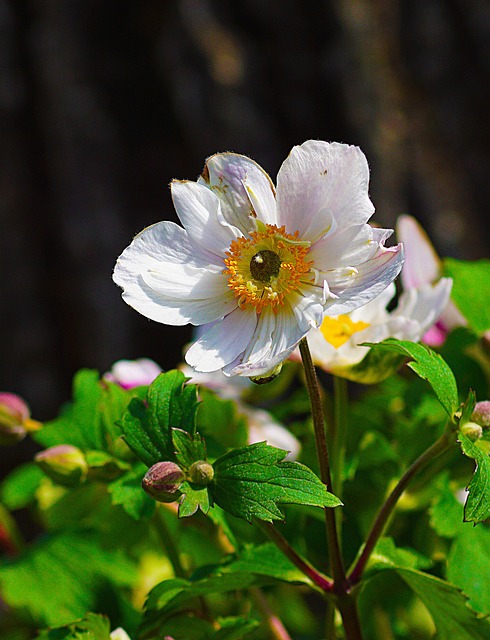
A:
1;0;489;425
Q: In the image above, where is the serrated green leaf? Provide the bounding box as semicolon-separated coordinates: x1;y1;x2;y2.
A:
172;428;207;470
35;613;111;640
0;531;134;627
34;370;106;451
0;464;44;510
397;568;490;639
444;258;490;334
447;524;490;614
178;481;210;518
458;432;490;524
212;442;341;523
108;464;155;520
118;371;199;467
196;389;248;457
364;339;459;419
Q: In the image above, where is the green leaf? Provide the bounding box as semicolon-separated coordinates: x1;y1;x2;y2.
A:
429;480;466;539
107;464;155;520
447;524;490;614
0;464;44;510
118;371;199;467
0;531;134;627
196;389;248;456
212;442;341;523
213;617;260;639
223;542;314;586
460;390;477;427
172;428;207;470
35;612;111;639
458;432;490;524
364;339;459;419
363;537;432;575
178;481;210;518
397;568;490;639
34;370;106;451
444;258;490;334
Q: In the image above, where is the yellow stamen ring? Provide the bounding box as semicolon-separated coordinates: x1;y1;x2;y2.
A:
223;224;313;314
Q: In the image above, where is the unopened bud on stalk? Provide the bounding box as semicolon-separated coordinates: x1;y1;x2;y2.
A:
35;445;88;486
142;462;184;503
0;392;41;445
471;401;490;428
460;421;483;442
188;460;214;485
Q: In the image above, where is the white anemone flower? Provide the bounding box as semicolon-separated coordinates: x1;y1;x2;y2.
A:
113;140;403;379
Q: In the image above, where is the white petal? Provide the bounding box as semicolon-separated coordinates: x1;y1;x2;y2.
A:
349;282;395;323
185;307;257;372
396;215;441;289
287;286;326;332
392;278;453;337
325;244;404;315
142;263;228;299
310;225;393;271
199;152;276;233
171;180;240;256
276;141;375;238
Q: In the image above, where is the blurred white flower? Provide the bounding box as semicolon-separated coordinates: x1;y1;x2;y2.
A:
104;358;162;389
397;215;465;346
110;629;131;640
114;141;403;379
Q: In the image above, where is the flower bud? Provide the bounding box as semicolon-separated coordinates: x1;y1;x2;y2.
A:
0;392;40;445
110;628;132;640
104;358;162;389
35;445;88;486
251;363;283;385
188;460;214;485
471;401;490;428
142;462;184;503
460;421;483;442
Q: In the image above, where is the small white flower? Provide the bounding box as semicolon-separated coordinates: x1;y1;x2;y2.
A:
113;141;403;378
110;628;131;640
104;358;162;389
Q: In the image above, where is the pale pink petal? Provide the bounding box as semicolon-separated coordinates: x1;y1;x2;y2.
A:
396;215;441;289
276;141;375;238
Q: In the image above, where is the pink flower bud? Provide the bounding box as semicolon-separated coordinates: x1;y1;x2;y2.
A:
0;393;40;445
142;462;185;503
471;401;490;428
35;445;88;486
104;358;162;389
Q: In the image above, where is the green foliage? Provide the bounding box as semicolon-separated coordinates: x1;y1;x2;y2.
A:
365;339;459;419
118;370;198;467
0;531;134;628
212;441;341;522
444;258;490;334
35;613;111;640
458;432;490;524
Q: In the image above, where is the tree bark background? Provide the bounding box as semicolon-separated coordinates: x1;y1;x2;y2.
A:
1;0;488;438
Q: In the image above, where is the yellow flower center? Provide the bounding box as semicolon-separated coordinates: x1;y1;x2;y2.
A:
320;314;370;348
224;223;313;314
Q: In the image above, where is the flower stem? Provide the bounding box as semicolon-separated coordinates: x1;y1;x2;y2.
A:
153;505;187;578
258;520;333;591
299;338;346;588
349;429;455;584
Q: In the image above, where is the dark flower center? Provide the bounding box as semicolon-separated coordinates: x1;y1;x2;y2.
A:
250;250;281;283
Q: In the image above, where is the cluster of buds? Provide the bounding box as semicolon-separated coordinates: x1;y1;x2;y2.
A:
460;401;490;442
0;393;41;445
142;459;214;504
